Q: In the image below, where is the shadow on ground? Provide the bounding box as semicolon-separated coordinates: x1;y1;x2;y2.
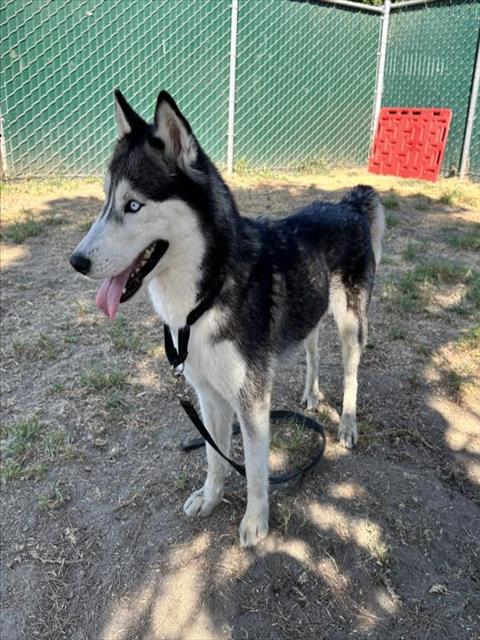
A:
1;177;479;639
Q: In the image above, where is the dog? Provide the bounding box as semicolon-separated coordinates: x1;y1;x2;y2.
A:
70;90;385;547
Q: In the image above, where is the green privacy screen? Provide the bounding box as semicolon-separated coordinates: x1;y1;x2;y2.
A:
0;0;231;175
382;0;480;178
234;0;380;169
1;0;479;178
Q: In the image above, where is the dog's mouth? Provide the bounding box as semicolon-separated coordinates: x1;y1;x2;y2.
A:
96;240;169;320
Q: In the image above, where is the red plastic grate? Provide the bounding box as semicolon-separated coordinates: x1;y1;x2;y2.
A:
368;107;452;182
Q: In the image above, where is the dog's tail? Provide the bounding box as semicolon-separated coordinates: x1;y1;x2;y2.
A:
343;185;385;267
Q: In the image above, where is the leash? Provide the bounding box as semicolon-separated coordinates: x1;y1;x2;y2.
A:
164;287;326;485
179;406;326;484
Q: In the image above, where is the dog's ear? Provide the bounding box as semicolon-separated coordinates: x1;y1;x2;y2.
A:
154;91;197;169
114;89;146;136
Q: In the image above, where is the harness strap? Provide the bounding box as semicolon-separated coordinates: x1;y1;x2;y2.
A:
164;279;223;373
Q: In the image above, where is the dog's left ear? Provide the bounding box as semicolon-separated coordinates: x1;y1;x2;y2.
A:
154;91;197;169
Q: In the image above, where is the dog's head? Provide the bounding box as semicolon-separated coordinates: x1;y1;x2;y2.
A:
70;90;207;319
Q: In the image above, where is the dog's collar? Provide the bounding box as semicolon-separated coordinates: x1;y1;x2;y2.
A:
164;279;223;376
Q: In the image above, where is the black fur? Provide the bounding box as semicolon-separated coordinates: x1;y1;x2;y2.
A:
109;92;379;390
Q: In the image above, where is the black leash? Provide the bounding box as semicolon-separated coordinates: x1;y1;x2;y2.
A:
180;406;326;485
164;287;327;485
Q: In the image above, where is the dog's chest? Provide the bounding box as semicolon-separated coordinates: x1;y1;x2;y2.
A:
185;314;247;404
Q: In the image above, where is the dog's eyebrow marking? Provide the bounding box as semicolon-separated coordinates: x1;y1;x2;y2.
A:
100;188;115;220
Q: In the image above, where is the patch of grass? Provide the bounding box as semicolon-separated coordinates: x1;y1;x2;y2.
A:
0;417;70;482
12;334;56;360
374;542;392;568
442;223;480;252
413;261;470;285
2;417;43;459
392;260;476;313
79;367;126;392
37;482;71;511
414;195;432;211
465;271;480;310
455;326;480;353
175;473;189;491
386;211;400;228
415;342;431;358
42;430;66;459
271;420;306;452
439;189;458;206
49;382;66;394
444;367;474;402
108;315;142;352
1;461;46;482
1;214;61;243
0;417;50;482
389;326;408;340
357;419;380;450
402;241;429;262
395;272;427;312
105;390;129;411
383;192;399;210
234;157;253;175
294;156;331;174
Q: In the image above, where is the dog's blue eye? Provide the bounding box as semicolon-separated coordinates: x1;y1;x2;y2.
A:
125;200;142;213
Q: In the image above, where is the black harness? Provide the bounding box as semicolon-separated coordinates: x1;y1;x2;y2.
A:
164;290;326;485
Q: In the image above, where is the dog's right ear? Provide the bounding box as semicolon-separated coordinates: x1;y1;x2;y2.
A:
114;89;147;137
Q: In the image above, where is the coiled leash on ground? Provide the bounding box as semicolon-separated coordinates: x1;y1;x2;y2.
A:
164;286;327;485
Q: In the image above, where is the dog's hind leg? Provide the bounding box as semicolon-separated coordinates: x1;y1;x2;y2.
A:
301;324;324;411
237;395;271;547
183;382;234;518
331;282;367;448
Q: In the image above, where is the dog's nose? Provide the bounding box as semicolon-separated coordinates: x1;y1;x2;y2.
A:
69;253;91;275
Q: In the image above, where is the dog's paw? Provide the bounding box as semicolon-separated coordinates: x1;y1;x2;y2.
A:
301;388;324;412
183;488;222;518
338;414;358;449
239;511;269;548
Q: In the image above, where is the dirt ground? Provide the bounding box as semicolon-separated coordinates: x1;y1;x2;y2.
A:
1;169;479;640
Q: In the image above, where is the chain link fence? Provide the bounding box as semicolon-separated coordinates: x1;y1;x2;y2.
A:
234;0;380;170
1;0;479;179
1;0;231;176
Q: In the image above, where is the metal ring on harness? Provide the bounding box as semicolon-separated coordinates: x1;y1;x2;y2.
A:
179;409;326;485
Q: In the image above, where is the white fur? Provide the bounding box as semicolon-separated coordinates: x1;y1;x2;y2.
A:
370;201;385;267
154;99;197;170
114;96;132;136
305;274;365;448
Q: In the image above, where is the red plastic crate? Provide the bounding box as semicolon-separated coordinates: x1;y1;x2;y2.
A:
368;107;452;181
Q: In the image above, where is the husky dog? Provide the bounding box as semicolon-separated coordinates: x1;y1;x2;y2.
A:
70;90;385;547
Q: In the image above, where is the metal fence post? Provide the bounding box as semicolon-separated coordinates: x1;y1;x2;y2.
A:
0;112;8;179
459;36;480;179
227;0;239;176
371;0;391;142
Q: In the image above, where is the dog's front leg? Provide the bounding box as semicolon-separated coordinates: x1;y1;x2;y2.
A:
237;397;271;547
183;382;234;518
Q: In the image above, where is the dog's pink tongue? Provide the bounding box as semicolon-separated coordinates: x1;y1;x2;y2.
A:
96;266;133;320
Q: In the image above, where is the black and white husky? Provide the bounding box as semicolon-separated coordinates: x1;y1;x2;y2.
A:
70;90;385;547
